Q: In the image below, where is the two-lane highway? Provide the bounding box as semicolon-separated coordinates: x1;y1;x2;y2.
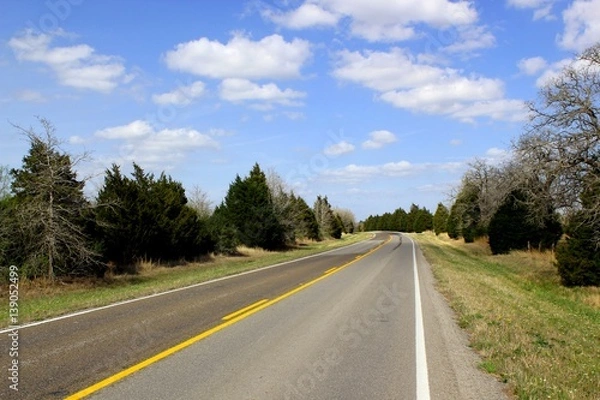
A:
1;233;508;399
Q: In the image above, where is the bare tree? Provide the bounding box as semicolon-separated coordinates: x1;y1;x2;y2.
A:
187;185;213;219
333;207;356;233
514;43;600;235
0;165;11;200
10;118;97;278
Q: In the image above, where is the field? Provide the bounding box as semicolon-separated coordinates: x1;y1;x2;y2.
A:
412;232;600;400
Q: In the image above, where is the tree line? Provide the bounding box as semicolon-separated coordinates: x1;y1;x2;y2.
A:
361;204;433;233
0;123;356;281
440;43;600;287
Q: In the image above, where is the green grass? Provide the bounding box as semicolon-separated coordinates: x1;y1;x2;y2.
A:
411;232;600;400
0;233;370;328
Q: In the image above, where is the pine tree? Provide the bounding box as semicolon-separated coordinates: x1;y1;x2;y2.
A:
556;178;600;286
95;163;213;267
488;190;562;255
433;203;449;235
221;163;286;250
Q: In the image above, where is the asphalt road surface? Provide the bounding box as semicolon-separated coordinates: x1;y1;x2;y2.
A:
1;233;508;399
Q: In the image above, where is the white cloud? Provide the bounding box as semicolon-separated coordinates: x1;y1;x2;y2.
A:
14;89;46;103
219;78;305;107
334;48;526;122
443;26;496;54
267;0;477;42
164;33;311;79
484;147;512;164
507;0;556;21
95;120;154;139
518;56;548;75
450;139;462;146
151;81;205;105
324;140;355;156
95;120;219;166
69;135;86;145
263;3;340;29
534;58;575;87
449;99;528;123
333;48;445;92
362;130;397;149
320;159;462;184
559;0;600;52
8;30;128;93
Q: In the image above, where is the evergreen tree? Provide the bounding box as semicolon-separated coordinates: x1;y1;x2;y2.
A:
9;119;97;278
222;163;286;250
488;190;562;255
433;203;450;235
330;213;344;239
293;195;320;241
95;163;213;267
556;178;600;286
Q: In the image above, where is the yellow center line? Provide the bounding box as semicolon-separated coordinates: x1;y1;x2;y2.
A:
65;234;392;400
323;267;338;274
222;299;269;321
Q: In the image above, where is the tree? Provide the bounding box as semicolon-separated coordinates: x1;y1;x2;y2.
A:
433;203;449;235
9;119;97;278
334;208;356;234
449;180;483;242
221;163;286;250
187;185;213;219
488;190;562;255
0;165;11;200
95;163;213;267
515;43;600;244
314;195;334;239
555;178;600;286
330;213;344;239
292;195;320;241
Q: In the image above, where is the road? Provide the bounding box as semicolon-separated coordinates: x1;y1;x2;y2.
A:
1;233;507;399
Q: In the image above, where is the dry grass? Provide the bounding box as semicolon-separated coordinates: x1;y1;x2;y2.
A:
412;232;600;400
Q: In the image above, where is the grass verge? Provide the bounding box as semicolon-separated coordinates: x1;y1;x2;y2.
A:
411;232;600;400
0;233;370;329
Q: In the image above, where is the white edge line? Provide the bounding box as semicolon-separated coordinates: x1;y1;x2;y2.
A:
0;236;379;334
407;234;431;400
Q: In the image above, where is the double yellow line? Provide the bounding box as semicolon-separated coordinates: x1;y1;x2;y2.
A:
66;235;391;399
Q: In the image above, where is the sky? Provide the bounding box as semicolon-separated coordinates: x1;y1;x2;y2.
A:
0;0;598;221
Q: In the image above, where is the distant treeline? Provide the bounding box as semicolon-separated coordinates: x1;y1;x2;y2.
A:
361;204;433;233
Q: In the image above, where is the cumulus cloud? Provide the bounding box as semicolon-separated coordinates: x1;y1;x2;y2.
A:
442;25;496;54
324;140;355;156
96;120;154;139
518;56;548;75
320;160;462;184
151;81;205;105
507;0;556;21
333;48;526;122
263;3;340;29
8;29;129;93
264;0;477;42
219;78;305;107
163;33;311;79
558;0;600;52
95;120;219;166
362;130;397;149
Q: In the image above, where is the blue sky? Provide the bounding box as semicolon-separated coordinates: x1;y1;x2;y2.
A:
1;0;598;220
